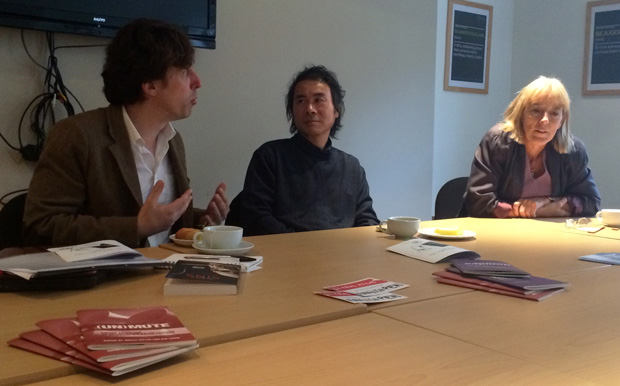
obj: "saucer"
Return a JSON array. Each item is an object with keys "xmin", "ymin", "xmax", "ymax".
[
  {"xmin": 418, "ymin": 228, "xmax": 476, "ymax": 240},
  {"xmin": 192, "ymin": 241, "xmax": 254, "ymax": 255},
  {"xmin": 169, "ymin": 235, "xmax": 194, "ymax": 247}
]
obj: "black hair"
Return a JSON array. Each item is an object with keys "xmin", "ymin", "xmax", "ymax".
[
  {"xmin": 285, "ymin": 65, "xmax": 345, "ymax": 138},
  {"xmin": 102, "ymin": 18, "xmax": 195, "ymax": 105}
]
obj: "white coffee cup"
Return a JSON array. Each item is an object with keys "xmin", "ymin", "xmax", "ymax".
[
  {"xmin": 379, "ymin": 216, "xmax": 420, "ymax": 239},
  {"xmin": 193, "ymin": 225, "xmax": 243, "ymax": 249},
  {"xmin": 596, "ymin": 209, "xmax": 620, "ymax": 227}
]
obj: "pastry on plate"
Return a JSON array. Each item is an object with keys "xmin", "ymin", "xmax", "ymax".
[{"xmin": 175, "ymin": 228, "xmax": 200, "ymax": 240}]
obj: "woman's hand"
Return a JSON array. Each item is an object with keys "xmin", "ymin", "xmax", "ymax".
[
  {"xmin": 535, "ymin": 197, "xmax": 571, "ymax": 217},
  {"xmin": 510, "ymin": 198, "xmax": 546, "ymax": 218},
  {"xmin": 510, "ymin": 197, "xmax": 570, "ymax": 218}
]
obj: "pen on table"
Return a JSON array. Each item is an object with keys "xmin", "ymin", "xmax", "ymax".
[{"xmin": 181, "ymin": 255, "xmax": 257, "ymax": 262}]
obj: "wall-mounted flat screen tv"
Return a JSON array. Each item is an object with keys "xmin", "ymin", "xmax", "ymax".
[{"xmin": 0, "ymin": 0, "xmax": 216, "ymax": 48}]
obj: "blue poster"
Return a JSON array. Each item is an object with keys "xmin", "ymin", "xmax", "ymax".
[
  {"xmin": 591, "ymin": 9, "xmax": 620, "ymax": 84},
  {"xmin": 451, "ymin": 10, "xmax": 487, "ymax": 84}
]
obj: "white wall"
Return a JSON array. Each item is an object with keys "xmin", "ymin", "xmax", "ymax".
[
  {"xmin": 512, "ymin": 0, "xmax": 620, "ymax": 209},
  {"xmin": 186, "ymin": 0, "xmax": 437, "ymax": 220},
  {"xmin": 1, "ymin": 0, "xmax": 618, "ymax": 222},
  {"xmin": 432, "ymin": 0, "xmax": 514, "ymax": 210},
  {"xmin": 0, "ymin": 29, "xmax": 108, "ymax": 199},
  {"xmin": 0, "ymin": 0, "xmax": 437, "ymax": 220}
]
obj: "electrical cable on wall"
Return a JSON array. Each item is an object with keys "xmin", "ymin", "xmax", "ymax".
[{"xmin": 0, "ymin": 30, "xmax": 89, "ymax": 162}]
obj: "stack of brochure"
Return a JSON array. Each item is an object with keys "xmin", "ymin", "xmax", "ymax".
[
  {"xmin": 315, "ymin": 278, "xmax": 409, "ymax": 304},
  {"xmin": 7, "ymin": 306, "xmax": 198, "ymax": 376},
  {"xmin": 433, "ymin": 259, "xmax": 569, "ymax": 301}
]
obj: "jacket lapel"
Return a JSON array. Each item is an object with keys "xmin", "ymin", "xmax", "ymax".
[{"xmin": 106, "ymin": 106, "xmax": 144, "ymax": 206}]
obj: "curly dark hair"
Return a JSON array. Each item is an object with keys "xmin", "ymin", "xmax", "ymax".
[
  {"xmin": 102, "ymin": 18, "xmax": 195, "ymax": 105},
  {"xmin": 285, "ymin": 65, "xmax": 345, "ymax": 138}
]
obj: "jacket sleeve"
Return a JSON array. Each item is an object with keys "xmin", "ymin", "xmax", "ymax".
[
  {"xmin": 23, "ymin": 119, "xmax": 141, "ymax": 247},
  {"xmin": 354, "ymin": 167, "xmax": 379, "ymax": 226},
  {"xmin": 561, "ymin": 139, "xmax": 601, "ymax": 216},
  {"xmin": 464, "ymin": 127, "xmax": 511, "ymax": 217}
]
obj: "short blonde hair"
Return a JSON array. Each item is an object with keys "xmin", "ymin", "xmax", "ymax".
[{"xmin": 502, "ymin": 76, "xmax": 573, "ymax": 153}]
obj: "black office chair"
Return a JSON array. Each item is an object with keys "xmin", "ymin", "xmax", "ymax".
[
  {"xmin": 433, "ymin": 177, "xmax": 469, "ymax": 220},
  {"xmin": 0, "ymin": 192, "xmax": 28, "ymax": 250}
]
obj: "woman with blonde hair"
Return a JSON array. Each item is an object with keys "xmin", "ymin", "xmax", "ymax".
[{"xmin": 464, "ymin": 76, "xmax": 600, "ymax": 218}]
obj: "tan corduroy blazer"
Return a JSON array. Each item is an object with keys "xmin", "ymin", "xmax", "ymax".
[{"xmin": 24, "ymin": 105, "xmax": 193, "ymax": 248}]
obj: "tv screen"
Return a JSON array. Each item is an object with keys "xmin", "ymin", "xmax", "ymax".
[{"xmin": 0, "ymin": 0, "xmax": 216, "ymax": 48}]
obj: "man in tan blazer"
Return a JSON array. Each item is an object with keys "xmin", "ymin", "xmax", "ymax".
[{"xmin": 24, "ymin": 19, "xmax": 228, "ymax": 248}]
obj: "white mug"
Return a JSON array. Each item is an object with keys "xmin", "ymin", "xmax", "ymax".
[
  {"xmin": 193, "ymin": 225, "xmax": 243, "ymax": 249},
  {"xmin": 596, "ymin": 209, "xmax": 620, "ymax": 227},
  {"xmin": 379, "ymin": 216, "xmax": 420, "ymax": 239}
]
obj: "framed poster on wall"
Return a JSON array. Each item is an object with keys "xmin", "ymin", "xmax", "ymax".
[
  {"xmin": 443, "ymin": 0, "xmax": 493, "ymax": 94},
  {"xmin": 583, "ymin": 0, "xmax": 620, "ymax": 95}
]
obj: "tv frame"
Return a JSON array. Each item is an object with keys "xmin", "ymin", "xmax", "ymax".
[{"xmin": 0, "ymin": 0, "xmax": 216, "ymax": 49}]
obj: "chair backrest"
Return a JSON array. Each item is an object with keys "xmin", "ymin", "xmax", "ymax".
[
  {"xmin": 0, "ymin": 192, "xmax": 28, "ymax": 250},
  {"xmin": 434, "ymin": 177, "xmax": 469, "ymax": 220}
]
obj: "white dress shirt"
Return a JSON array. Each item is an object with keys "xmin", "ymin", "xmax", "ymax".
[{"xmin": 123, "ymin": 106, "xmax": 176, "ymax": 247}]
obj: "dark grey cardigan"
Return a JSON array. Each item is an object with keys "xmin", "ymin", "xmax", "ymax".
[{"xmin": 465, "ymin": 124, "xmax": 601, "ymax": 217}]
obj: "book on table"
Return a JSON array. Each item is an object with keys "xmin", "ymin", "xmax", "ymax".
[
  {"xmin": 162, "ymin": 253, "xmax": 263, "ymax": 273},
  {"xmin": 7, "ymin": 306, "xmax": 198, "ymax": 376},
  {"xmin": 433, "ymin": 269, "xmax": 568, "ymax": 301},
  {"xmin": 11, "ymin": 329, "xmax": 196, "ymax": 376},
  {"xmin": 8, "ymin": 337, "xmax": 114, "ymax": 376},
  {"xmin": 77, "ymin": 306, "xmax": 197, "ymax": 350},
  {"xmin": 445, "ymin": 267, "xmax": 570, "ymax": 291},
  {"xmin": 36, "ymin": 318, "xmax": 183, "ymax": 362},
  {"xmin": 386, "ymin": 238, "xmax": 480, "ymax": 263},
  {"xmin": 434, "ymin": 275, "xmax": 565, "ymax": 301},
  {"xmin": 434, "ymin": 270, "xmax": 540, "ymax": 295},
  {"xmin": 450, "ymin": 259, "xmax": 530, "ymax": 277},
  {"xmin": 164, "ymin": 260, "xmax": 242, "ymax": 296}
]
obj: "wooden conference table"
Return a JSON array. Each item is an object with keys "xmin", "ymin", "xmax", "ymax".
[{"xmin": 2, "ymin": 217, "xmax": 619, "ymax": 385}]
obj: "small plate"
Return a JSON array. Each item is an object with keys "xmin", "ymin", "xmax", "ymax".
[
  {"xmin": 169, "ymin": 235, "xmax": 194, "ymax": 247},
  {"xmin": 418, "ymin": 228, "xmax": 476, "ymax": 240},
  {"xmin": 192, "ymin": 241, "xmax": 254, "ymax": 255}
]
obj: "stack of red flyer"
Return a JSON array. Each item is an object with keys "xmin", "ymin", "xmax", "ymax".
[
  {"xmin": 7, "ymin": 306, "xmax": 198, "ymax": 376},
  {"xmin": 315, "ymin": 278, "xmax": 409, "ymax": 304},
  {"xmin": 433, "ymin": 259, "xmax": 569, "ymax": 301}
]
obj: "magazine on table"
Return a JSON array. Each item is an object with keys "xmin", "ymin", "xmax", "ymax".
[
  {"xmin": 579, "ymin": 252, "xmax": 620, "ymax": 265},
  {"xmin": 387, "ymin": 238, "xmax": 480, "ymax": 263},
  {"xmin": 0, "ymin": 250, "xmax": 166, "ymax": 280},
  {"xmin": 48, "ymin": 240, "xmax": 142, "ymax": 262}
]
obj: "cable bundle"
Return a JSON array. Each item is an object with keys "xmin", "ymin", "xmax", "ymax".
[{"xmin": 0, "ymin": 31, "xmax": 84, "ymax": 162}]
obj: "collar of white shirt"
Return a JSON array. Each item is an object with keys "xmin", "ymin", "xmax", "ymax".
[{"xmin": 122, "ymin": 106, "xmax": 178, "ymax": 247}]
